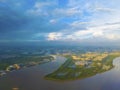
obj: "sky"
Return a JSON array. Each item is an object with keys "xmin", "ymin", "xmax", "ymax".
[{"xmin": 0, "ymin": 0, "xmax": 120, "ymax": 45}]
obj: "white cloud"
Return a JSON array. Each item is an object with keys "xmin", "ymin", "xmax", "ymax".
[
  {"xmin": 34, "ymin": 2, "xmax": 50, "ymax": 8},
  {"xmin": 47, "ymin": 32, "xmax": 62, "ymax": 41},
  {"xmin": 49, "ymin": 19, "xmax": 57, "ymax": 24},
  {"xmin": 27, "ymin": 1, "xmax": 55, "ymax": 16},
  {"xmin": 53, "ymin": 6, "xmax": 82, "ymax": 17},
  {"xmin": 93, "ymin": 31, "xmax": 103, "ymax": 37},
  {"xmin": 27, "ymin": 9, "xmax": 48, "ymax": 16},
  {"xmin": 46, "ymin": 21, "xmax": 120, "ymax": 41},
  {"xmin": 94, "ymin": 7, "xmax": 115, "ymax": 13},
  {"xmin": 27, "ymin": 0, "xmax": 120, "ymax": 43},
  {"xmin": 105, "ymin": 34, "xmax": 120, "ymax": 40},
  {"xmin": 71, "ymin": 21, "xmax": 89, "ymax": 27}
]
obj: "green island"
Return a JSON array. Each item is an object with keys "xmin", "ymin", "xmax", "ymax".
[{"xmin": 45, "ymin": 51, "xmax": 120, "ymax": 81}]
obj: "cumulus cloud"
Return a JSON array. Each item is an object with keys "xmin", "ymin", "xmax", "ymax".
[
  {"xmin": 47, "ymin": 32, "xmax": 62, "ymax": 41},
  {"xmin": 46, "ymin": 21, "xmax": 120, "ymax": 41},
  {"xmin": 0, "ymin": 0, "xmax": 120, "ymax": 44}
]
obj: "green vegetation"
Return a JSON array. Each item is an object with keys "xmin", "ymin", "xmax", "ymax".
[
  {"xmin": 45, "ymin": 53, "xmax": 120, "ymax": 81},
  {"xmin": 0, "ymin": 63, "xmax": 9, "ymax": 70},
  {"xmin": 0, "ymin": 56, "xmax": 54, "ymax": 70}
]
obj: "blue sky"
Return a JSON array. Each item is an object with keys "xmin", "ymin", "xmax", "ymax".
[{"xmin": 0, "ymin": 0, "xmax": 120, "ymax": 45}]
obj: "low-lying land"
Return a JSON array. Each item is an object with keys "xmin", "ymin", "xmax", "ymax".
[
  {"xmin": 45, "ymin": 51, "xmax": 120, "ymax": 81},
  {"xmin": 0, "ymin": 55, "xmax": 54, "ymax": 76}
]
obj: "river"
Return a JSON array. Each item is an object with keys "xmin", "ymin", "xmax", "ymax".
[{"xmin": 0, "ymin": 56, "xmax": 120, "ymax": 90}]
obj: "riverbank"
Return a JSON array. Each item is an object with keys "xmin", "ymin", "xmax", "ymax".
[
  {"xmin": 45, "ymin": 53, "xmax": 120, "ymax": 81},
  {"xmin": 0, "ymin": 55, "xmax": 54, "ymax": 77}
]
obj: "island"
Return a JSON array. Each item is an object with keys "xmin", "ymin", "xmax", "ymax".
[{"xmin": 45, "ymin": 51, "xmax": 120, "ymax": 81}]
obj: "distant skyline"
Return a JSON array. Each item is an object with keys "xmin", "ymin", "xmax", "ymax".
[{"xmin": 0, "ymin": 0, "xmax": 120, "ymax": 45}]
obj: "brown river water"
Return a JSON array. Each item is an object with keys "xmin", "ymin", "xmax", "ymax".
[{"xmin": 0, "ymin": 56, "xmax": 120, "ymax": 90}]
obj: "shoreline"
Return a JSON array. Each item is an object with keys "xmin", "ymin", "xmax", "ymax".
[{"xmin": 44, "ymin": 55, "xmax": 120, "ymax": 82}]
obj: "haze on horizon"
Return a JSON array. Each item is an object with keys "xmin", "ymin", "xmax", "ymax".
[{"xmin": 0, "ymin": 0, "xmax": 120, "ymax": 46}]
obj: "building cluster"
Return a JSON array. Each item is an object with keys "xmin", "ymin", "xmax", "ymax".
[
  {"xmin": 72, "ymin": 52, "xmax": 108, "ymax": 66},
  {"xmin": 0, "ymin": 64, "xmax": 21, "ymax": 77},
  {"xmin": 93, "ymin": 53, "xmax": 108, "ymax": 61},
  {"xmin": 6, "ymin": 64, "xmax": 21, "ymax": 71}
]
